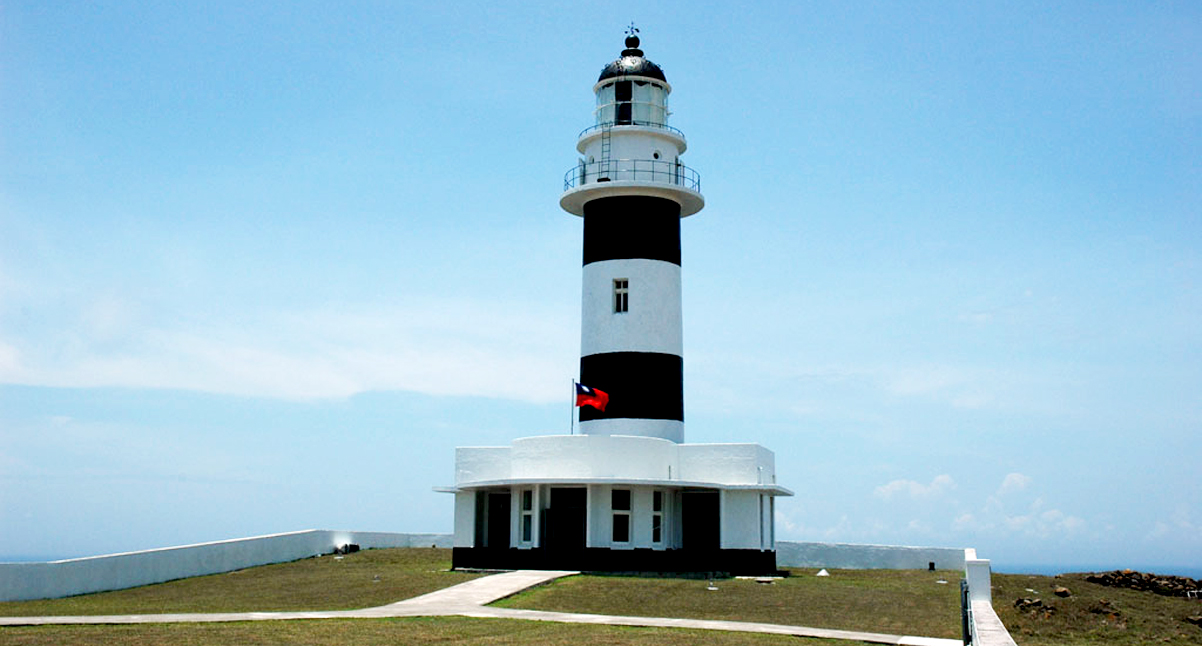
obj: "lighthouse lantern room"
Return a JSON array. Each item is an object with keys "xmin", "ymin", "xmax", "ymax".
[{"xmin": 443, "ymin": 32, "xmax": 791, "ymax": 575}]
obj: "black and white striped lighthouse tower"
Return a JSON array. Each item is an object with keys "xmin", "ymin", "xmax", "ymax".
[
  {"xmin": 448, "ymin": 32, "xmax": 788, "ymax": 572},
  {"xmin": 561, "ymin": 30, "xmax": 704, "ymax": 444}
]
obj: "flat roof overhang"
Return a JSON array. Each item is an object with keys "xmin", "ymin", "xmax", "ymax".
[{"xmin": 435, "ymin": 477, "xmax": 793, "ymax": 496}]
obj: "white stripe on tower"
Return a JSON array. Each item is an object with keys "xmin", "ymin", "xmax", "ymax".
[{"xmin": 581, "ymin": 259, "xmax": 682, "ymax": 357}]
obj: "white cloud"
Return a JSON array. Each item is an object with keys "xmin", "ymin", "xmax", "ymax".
[
  {"xmin": 951, "ymin": 513, "xmax": 975, "ymax": 531},
  {"xmin": 998, "ymin": 472, "xmax": 1032, "ymax": 495},
  {"xmin": 879, "ymin": 365, "xmax": 996, "ymax": 409},
  {"xmin": 772, "ymin": 510, "xmax": 856, "ymax": 542},
  {"xmin": 882, "ymin": 366, "xmax": 964, "ymax": 397},
  {"xmin": 0, "ymin": 299, "xmax": 577, "ymax": 403},
  {"xmin": 965, "ymin": 492, "xmax": 1086, "ymax": 539},
  {"xmin": 1144, "ymin": 507, "xmax": 1197, "ymax": 541},
  {"xmin": 1001, "ymin": 506, "xmax": 1086, "ymax": 539},
  {"xmin": 906, "ymin": 519, "xmax": 932, "ymax": 534},
  {"xmin": 874, "ymin": 474, "xmax": 956, "ymax": 500},
  {"xmin": 0, "ymin": 342, "xmax": 18, "ymax": 373}
]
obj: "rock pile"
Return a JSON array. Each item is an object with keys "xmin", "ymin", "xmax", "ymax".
[
  {"xmin": 1085, "ymin": 570, "xmax": 1201, "ymax": 597},
  {"xmin": 1088, "ymin": 598, "xmax": 1120, "ymax": 618},
  {"xmin": 1014, "ymin": 597, "xmax": 1056, "ymax": 618}
]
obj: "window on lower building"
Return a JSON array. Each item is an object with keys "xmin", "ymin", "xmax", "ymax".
[
  {"xmin": 613, "ymin": 279, "xmax": 629, "ymax": 313},
  {"xmin": 759, "ymin": 494, "xmax": 765, "ymax": 548},
  {"xmin": 520, "ymin": 489, "xmax": 534, "ymax": 543},
  {"xmin": 652, "ymin": 490, "xmax": 664, "ymax": 544},
  {"xmin": 612, "ymin": 489, "xmax": 631, "ymax": 543},
  {"xmin": 769, "ymin": 496, "xmax": 775, "ymax": 547}
]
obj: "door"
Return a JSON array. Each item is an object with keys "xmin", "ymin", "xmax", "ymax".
[
  {"xmin": 486, "ymin": 492, "xmax": 511, "ymax": 549},
  {"xmin": 546, "ymin": 487, "xmax": 586, "ymax": 551},
  {"xmin": 682, "ymin": 490, "xmax": 720, "ymax": 550}
]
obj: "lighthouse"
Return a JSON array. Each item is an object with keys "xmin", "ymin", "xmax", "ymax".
[
  {"xmin": 561, "ymin": 29, "xmax": 700, "ymax": 444},
  {"xmin": 443, "ymin": 32, "xmax": 790, "ymax": 574}
]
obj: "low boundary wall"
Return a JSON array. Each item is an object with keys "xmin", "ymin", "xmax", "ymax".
[
  {"xmin": 0, "ymin": 531, "xmax": 1020, "ymax": 644},
  {"xmin": 0, "ymin": 530, "xmax": 452, "ymax": 602},
  {"xmin": 965, "ymin": 550, "xmax": 1019, "ymax": 646},
  {"xmin": 776, "ymin": 542, "xmax": 1016, "ymax": 645},
  {"xmin": 775, "ymin": 540, "xmax": 967, "ymax": 571}
]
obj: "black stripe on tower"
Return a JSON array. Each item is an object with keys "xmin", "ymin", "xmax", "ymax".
[
  {"xmin": 579, "ymin": 352, "xmax": 683, "ymax": 422},
  {"xmin": 583, "ymin": 196, "xmax": 681, "ymax": 266}
]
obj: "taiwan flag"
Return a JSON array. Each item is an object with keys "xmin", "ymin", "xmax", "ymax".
[{"xmin": 575, "ymin": 383, "xmax": 609, "ymax": 412}]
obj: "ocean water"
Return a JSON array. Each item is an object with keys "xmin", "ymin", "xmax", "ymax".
[{"xmin": 994, "ymin": 563, "xmax": 1202, "ymax": 579}]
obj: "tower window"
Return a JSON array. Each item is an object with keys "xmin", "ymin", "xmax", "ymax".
[
  {"xmin": 612, "ymin": 489, "xmax": 631, "ymax": 543},
  {"xmin": 613, "ymin": 279, "xmax": 629, "ymax": 313}
]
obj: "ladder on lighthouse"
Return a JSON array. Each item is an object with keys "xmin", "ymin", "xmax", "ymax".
[{"xmin": 598, "ymin": 123, "xmax": 612, "ymax": 182}]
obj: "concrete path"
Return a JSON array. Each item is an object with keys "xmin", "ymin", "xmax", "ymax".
[
  {"xmin": 0, "ymin": 569, "xmax": 573, "ymax": 626},
  {"xmin": 0, "ymin": 569, "xmax": 961, "ymax": 646}
]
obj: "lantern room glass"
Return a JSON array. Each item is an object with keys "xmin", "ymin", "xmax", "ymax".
[{"xmin": 595, "ymin": 80, "xmax": 667, "ymax": 127}]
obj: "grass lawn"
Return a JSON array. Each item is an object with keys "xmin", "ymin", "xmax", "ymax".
[
  {"xmin": 6, "ymin": 549, "xmax": 1198, "ymax": 646},
  {"xmin": 495, "ymin": 568, "xmax": 965, "ymax": 639},
  {"xmin": 0, "ymin": 548, "xmax": 479, "ymax": 616},
  {"xmin": 991, "ymin": 572, "xmax": 1202, "ymax": 646},
  {"xmin": 0, "ymin": 616, "xmax": 870, "ymax": 646}
]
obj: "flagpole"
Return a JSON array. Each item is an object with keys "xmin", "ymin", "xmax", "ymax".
[{"xmin": 570, "ymin": 379, "xmax": 576, "ymax": 435}]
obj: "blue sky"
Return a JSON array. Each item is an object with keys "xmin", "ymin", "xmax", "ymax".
[{"xmin": 1, "ymin": 1, "xmax": 1198, "ymax": 574}]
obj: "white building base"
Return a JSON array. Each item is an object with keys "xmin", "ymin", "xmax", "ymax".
[{"xmin": 441, "ymin": 434, "xmax": 791, "ymax": 574}]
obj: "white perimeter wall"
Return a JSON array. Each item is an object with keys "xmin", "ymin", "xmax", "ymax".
[
  {"xmin": 0, "ymin": 530, "xmax": 1017, "ymax": 643},
  {"xmin": 775, "ymin": 541, "xmax": 968, "ymax": 571},
  {"xmin": 0, "ymin": 530, "xmax": 452, "ymax": 602}
]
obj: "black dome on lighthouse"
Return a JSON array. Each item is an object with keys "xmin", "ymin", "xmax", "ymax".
[{"xmin": 598, "ymin": 34, "xmax": 667, "ymax": 83}]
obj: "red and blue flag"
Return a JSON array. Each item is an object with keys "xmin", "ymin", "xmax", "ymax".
[{"xmin": 575, "ymin": 383, "xmax": 609, "ymax": 411}]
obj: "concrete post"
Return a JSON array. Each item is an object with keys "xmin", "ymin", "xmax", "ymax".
[{"xmin": 966, "ymin": 557, "xmax": 993, "ymax": 602}]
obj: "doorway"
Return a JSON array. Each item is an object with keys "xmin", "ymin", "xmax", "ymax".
[
  {"xmin": 486, "ymin": 491, "xmax": 511, "ymax": 549},
  {"xmin": 545, "ymin": 487, "xmax": 586, "ymax": 552},
  {"xmin": 682, "ymin": 490, "xmax": 720, "ymax": 550}
]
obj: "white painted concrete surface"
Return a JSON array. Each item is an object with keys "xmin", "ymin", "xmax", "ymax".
[
  {"xmin": 581, "ymin": 259, "xmax": 682, "ymax": 358},
  {"xmin": 965, "ymin": 557, "xmax": 993, "ymax": 601},
  {"xmin": 775, "ymin": 541, "xmax": 968, "ymax": 571},
  {"xmin": 579, "ymin": 128, "xmax": 685, "ymax": 163},
  {"xmin": 0, "ymin": 530, "xmax": 452, "ymax": 602},
  {"xmin": 676, "ymin": 443, "xmax": 776, "ymax": 486},
  {"xmin": 455, "ymin": 446, "xmax": 512, "ymax": 484},
  {"xmin": 577, "ymin": 418, "xmax": 684, "ymax": 442},
  {"xmin": 511, "ymin": 435, "xmax": 677, "ymax": 481},
  {"xmin": 970, "ymin": 599, "xmax": 1019, "ymax": 646},
  {"xmin": 453, "ymin": 492, "xmax": 476, "ymax": 547},
  {"xmin": 721, "ymin": 490, "xmax": 762, "ymax": 550},
  {"xmin": 454, "ymin": 435, "xmax": 785, "ymax": 491}
]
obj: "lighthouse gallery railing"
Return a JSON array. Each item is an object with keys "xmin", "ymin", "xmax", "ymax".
[
  {"xmin": 563, "ymin": 158, "xmax": 702, "ymax": 193},
  {"xmin": 577, "ymin": 121, "xmax": 686, "ymax": 141}
]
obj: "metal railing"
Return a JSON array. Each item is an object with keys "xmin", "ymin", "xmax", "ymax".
[
  {"xmin": 961, "ymin": 578, "xmax": 973, "ymax": 644},
  {"xmin": 577, "ymin": 121, "xmax": 686, "ymax": 140},
  {"xmin": 563, "ymin": 158, "xmax": 701, "ymax": 192}
]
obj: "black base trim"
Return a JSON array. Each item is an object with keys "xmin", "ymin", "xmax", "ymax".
[
  {"xmin": 583, "ymin": 196, "xmax": 682, "ymax": 266},
  {"xmin": 580, "ymin": 352, "xmax": 682, "ymax": 422},
  {"xmin": 452, "ymin": 547, "xmax": 778, "ymax": 576}
]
